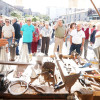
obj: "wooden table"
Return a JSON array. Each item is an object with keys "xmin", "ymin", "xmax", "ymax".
[{"xmin": 0, "ymin": 56, "xmax": 100, "ymax": 100}]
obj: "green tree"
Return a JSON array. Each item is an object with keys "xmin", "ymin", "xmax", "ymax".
[
  {"xmin": 32, "ymin": 16, "xmax": 40, "ymax": 22},
  {"xmin": 10, "ymin": 12, "xmax": 21, "ymax": 18}
]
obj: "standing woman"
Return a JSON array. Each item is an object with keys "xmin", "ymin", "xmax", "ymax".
[
  {"xmin": 65, "ymin": 23, "xmax": 76, "ymax": 54},
  {"xmin": 31, "ymin": 22, "xmax": 40, "ymax": 56}
]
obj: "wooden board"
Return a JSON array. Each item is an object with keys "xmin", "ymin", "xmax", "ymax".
[{"xmin": 0, "ymin": 60, "xmax": 33, "ymax": 65}]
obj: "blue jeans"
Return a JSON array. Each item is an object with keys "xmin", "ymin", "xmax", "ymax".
[
  {"xmin": 15, "ymin": 39, "xmax": 20, "ymax": 55},
  {"xmin": 7, "ymin": 38, "xmax": 12, "ymax": 47},
  {"xmin": 24, "ymin": 42, "xmax": 32, "ymax": 54},
  {"xmin": 69, "ymin": 43, "xmax": 81, "ymax": 55}
]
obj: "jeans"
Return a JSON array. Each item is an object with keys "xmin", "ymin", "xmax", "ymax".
[
  {"xmin": 69, "ymin": 43, "xmax": 81, "ymax": 55},
  {"xmin": 8, "ymin": 38, "xmax": 12, "ymax": 47},
  {"xmin": 15, "ymin": 39, "xmax": 20, "ymax": 55},
  {"xmin": 38, "ymin": 39, "xmax": 42, "ymax": 46},
  {"xmin": 23, "ymin": 42, "xmax": 32, "ymax": 54},
  {"xmin": 52, "ymin": 29, "xmax": 55, "ymax": 38}
]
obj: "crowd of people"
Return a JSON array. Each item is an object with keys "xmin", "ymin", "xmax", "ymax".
[{"xmin": 0, "ymin": 15, "xmax": 100, "ymax": 65}]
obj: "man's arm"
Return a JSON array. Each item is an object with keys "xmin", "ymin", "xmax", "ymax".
[
  {"xmin": 1, "ymin": 32, "xmax": 4, "ymax": 38},
  {"xmin": 54, "ymin": 21, "xmax": 58, "ymax": 30},
  {"xmin": 81, "ymin": 38, "xmax": 85, "ymax": 50},
  {"xmin": 20, "ymin": 31, "xmax": 23, "ymax": 36},
  {"xmin": 70, "ymin": 36, "xmax": 72, "ymax": 45},
  {"xmin": 82, "ymin": 38, "xmax": 85, "ymax": 46},
  {"xmin": 64, "ymin": 29, "xmax": 67, "ymax": 37},
  {"xmin": 95, "ymin": 35, "xmax": 100, "ymax": 38},
  {"xmin": 12, "ymin": 32, "xmax": 15, "ymax": 39}
]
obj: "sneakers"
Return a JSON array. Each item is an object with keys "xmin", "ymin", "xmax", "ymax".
[
  {"xmin": 29, "ymin": 54, "xmax": 32, "ymax": 61},
  {"xmin": 32, "ymin": 53, "xmax": 36, "ymax": 56}
]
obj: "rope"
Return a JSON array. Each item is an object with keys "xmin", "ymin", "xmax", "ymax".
[{"xmin": 8, "ymin": 80, "xmax": 28, "ymax": 95}]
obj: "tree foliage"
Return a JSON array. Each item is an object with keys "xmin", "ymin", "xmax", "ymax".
[{"xmin": 10, "ymin": 12, "xmax": 21, "ymax": 18}]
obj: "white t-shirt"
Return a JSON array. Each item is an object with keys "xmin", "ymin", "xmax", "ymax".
[
  {"xmin": 2, "ymin": 25, "xmax": 15, "ymax": 38},
  {"xmin": 93, "ymin": 31, "xmax": 100, "ymax": 48},
  {"xmin": 70, "ymin": 29, "xmax": 85, "ymax": 44}
]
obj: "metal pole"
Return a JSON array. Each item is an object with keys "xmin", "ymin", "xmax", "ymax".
[{"xmin": 90, "ymin": 0, "xmax": 100, "ymax": 17}]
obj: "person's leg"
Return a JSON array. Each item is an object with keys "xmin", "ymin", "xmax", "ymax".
[
  {"xmin": 69, "ymin": 44, "xmax": 76, "ymax": 55},
  {"xmin": 8, "ymin": 38, "xmax": 12, "ymax": 47},
  {"xmin": 28, "ymin": 43, "xmax": 32, "ymax": 54},
  {"xmin": 98, "ymin": 47, "xmax": 100, "ymax": 69},
  {"xmin": 94, "ymin": 47, "xmax": 100, "ymax": 69},
  {"xmin": 8, "ymin": 38, "xmax": 12, "ymax": 52},
  {"xmin": 31, "ymin": 42, "xmax": 35, "ymax": 53},
  {"xmin": 84, "ymin": 39, "xmax": 88, "ymax": 58},
  {"xmin": 41, "ymin": 37, "xmax": 46, "ymax": 53},
  {"xmin": 54, "ymin": 37, "xmax": 59, "ymax": 53},
  {"xmin": 38, "ymin": 39, "xmax": 41, "ymax": 46},
  {"xmin": 16, "ymin": 39, "xmax": 20, "ymax": 55},
  {"xmin": 59, "ymin": 38, "xmax": 64, "ymax": 54},
  {"xmin": 45, "ymin": 37, "xmax": 50, "ymax": 55},
  {"xmin": 35, "ymin": 42, "xmax": 38, "ymax": 53},
  {"xmin": 52, "ymin": 29, "xmax": 55, "ymax": 38},
  {"xmin": 76, "ymin": 44, "xmax": 81, "ymax": 54}
]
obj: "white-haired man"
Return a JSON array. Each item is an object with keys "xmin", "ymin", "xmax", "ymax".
[
  {"xmin": 40, "ymin": 22, "xmax": 52, "ymax": 56},
  {"xmin": 2, "ymin": 18, "xmax": 15, "ymax": 52},
  {"xmin": 54, "ymin": 19, "xmax": 66, "ymax": 54},
  {"xmin": 69, "ymin": 24, "xmax": 85, "ymax": 55}
]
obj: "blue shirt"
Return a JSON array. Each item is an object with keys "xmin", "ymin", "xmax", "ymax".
[{"xmin": 21, "ymin": 24, "xmax": 35, "ymax": 43}]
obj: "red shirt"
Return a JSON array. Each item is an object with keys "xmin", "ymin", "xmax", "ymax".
[{"xmin": 82, "ymin": 28, "xmax": 89, "ymax": 40}]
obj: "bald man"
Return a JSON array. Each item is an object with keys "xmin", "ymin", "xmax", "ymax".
[{"xmin": 69, "ymin": 24, "xmax": 85, "ymax": 55}]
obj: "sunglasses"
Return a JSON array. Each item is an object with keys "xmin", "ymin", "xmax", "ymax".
[{"xmin": 6, "ymin": 21, "xmax": 9, "ymax": 23}]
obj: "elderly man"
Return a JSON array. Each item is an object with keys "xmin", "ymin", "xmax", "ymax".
[
  {"xmin": 12, "ymin": 18, "xmax": 21, "ymax": 55},
  {"xmin": 40, "ymin": 22, "xmax": 52, "ymax": 56},
  {"xmin": 2, "ymin": 18, "xmax": 15, "ymax": 52},
  {"xmin": 21, "ymin": 18, "xmax": 35, "ymax": 54},
  {"xmin": 69, "ymin": 24, "xmax": 85, "ymax": 55},
  {"xmin": 93, "ymin": 23, "xmax": 100, "ymax": 68},
  {"xmin": 54, "ymin": 19, "xmax": 66, "ymax": 54}
]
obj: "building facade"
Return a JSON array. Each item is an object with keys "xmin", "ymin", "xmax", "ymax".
[{"xmin": 0, "ymin": 0, "xmax": 23, "ymax": 17}]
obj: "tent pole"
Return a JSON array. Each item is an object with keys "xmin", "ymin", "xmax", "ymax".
[{"xmin": 90, "ymin": 0, "xmax": 100, "ymax": 17}]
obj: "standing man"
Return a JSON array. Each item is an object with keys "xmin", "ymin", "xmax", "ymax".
[
  {"xmin": 54, "ymin": 19, "xmax": 66, "ymax": 54},
  {"xmin": 12, "ymin": 18, "xmax": 21, "ymax": 55},
  {"xmin": 82, "ymin": 23, "xmax": 91, "ymax": 59},
  {"xmin": 21, "ymin": 18, "xmax": 35, "ymax": 54},
  {"xmin": 41, "ymin": 22, "xmax": 52, "ymax": 56},
  {"xmin": 69, "ymin": 24, "xmax": 85, "ymax": 55},
  {"xmin": 2, "ymin": 18, "xmax": 15, "ymax": 51}
]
